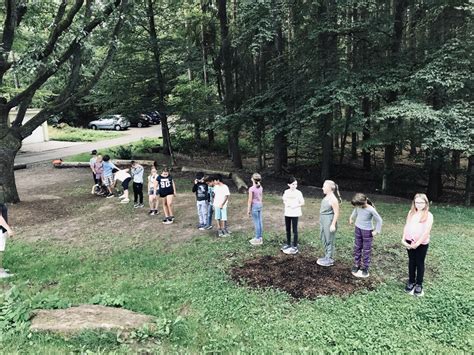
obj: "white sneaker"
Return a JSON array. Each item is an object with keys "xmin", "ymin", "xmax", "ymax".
[
  {"xmin": 120, "ymin": 198, "xmax": 130, "ymax": 203},
  {"xmin": 118, "ymin": 194, "xmax": 126, "ymax": 199},
  {"xmin": 0, "ymin": 270, "xmax": 13, "ymax": 278},
  {"xmin": 249, "ymin": 238, "xmax": 263, "ymax": 246}
]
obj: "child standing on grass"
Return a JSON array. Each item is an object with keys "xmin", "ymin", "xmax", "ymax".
[
  {"xmin": 0, "ymin": 203, "xmax": 15, "ymax": 278},
  {"xmin": 91, "ymin": 154, "xmax": 105, "ymax": 195},
  {"xmin": 248, "ymin": 173, "xmax": 263, "ymax": 246},
  {"xmin": 349, "ymin": 193, "xmax": 383, "ymax": 278},
  {"xmin": 193, "ymin": 172, "xmax": 209, "ymax": 230},
  {"xmin": 147, "ymin": 167, "xmax": 159, "ymax": 215},
  {"xmin": 281, "ymin": 177, "xmax": 304, "ymax": 255},
  {"xmin": 204, "ymin": 175, "xmax": 215, "ymax": 230},
  {"xmin": 112, "ymin": 168, "xmax": 132, "ymax": 204},
  {"xmin": 89, "ymin": 149, "xmax": 98, "ymax": 185},
  {"xmin": 102, "ymin": 155, "xmax": 118, "ymax": 198},
  {"xmin": 154, "ymin": 167, "xmax": 176, "ymax": 224},
  {"xmin": 213, "ymin": 174, "xmax": 230, "ymax": 237},
  {"xmin": 317, "ymin": 180, "xmax": 341, "ymax": 267},
  {"xmin": 131, "ymin": 161, "xmax": 144, "ymax": 208},
  {"xmin": 402, "ymin": 193, "xmax": 433, "ymax": 297}
]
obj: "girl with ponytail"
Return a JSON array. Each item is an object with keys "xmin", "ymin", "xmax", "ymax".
[{"xmin": 317, "ymin": 180, "xmax": 341, "ymax": 267}]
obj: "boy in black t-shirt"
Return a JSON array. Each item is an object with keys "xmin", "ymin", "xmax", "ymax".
[
  {"xmin": 0, "ymin": 203, "xmax": 15, "ymax": 278},
  {"xmin": 154, "ymin": 168, "xmax": 177, "ymax": 224},
  {"xmin": 192, "ymin": 172, "xmax": 209, "ymax": 230}
]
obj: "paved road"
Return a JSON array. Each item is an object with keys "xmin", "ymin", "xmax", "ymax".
[{"xmin": 15, "ymin": 125, "xmax": 162, "ymax": 165}]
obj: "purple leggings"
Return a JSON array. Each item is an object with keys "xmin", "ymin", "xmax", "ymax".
[{"xmin": 354, "ymin": 227, "xmax": 373, "ymax": 269}]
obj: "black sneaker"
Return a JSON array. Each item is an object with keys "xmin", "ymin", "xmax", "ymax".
[
  {"xmin": 351, "ymin": 266, "xmax": 359, "ymax": 275},
  {"xmin": 405, "ymin": 282, "xmax": 416, "ymax": 294},
  {"xmin": 360, "ymin": 268, "xmax": 369, "ymax": 278},
  {"xmin": 414, "ymin": 284, "xmax": 424, "ymax": 297},
  {"xmin": 148, "ymin": 210, "xmax": 154, "ymax": 215},
  {"xmin": 280, "ymin": 244, "xmax": 291, "ymax": 252},
  {"xmin": 169, "ymin": 215, "xmax": 175, "ymax": 221}
]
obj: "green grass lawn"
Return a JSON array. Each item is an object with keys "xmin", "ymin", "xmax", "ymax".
[
  {"xmin": 1, "ymin": 175, "xmax": 473, "ymax": 353},
  {"xmin": 48, "ymin": 125, "xmax": 123, "ymax": 142},
  {"xmin": 63, "ymin": 138, "xmax": 164, "ymax": 162}
]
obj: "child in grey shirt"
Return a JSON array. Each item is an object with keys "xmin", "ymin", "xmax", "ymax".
[{"xmin": 349, "ymin": 193, "xmax": 383, "ymax": 278}]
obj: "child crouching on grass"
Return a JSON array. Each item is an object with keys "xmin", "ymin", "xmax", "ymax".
[
  {"xmin": 112, "ymin": 168, "xmax": 132, "ymax": 203},
  {"xmin": 349, "ymin": 193, "xmax": 383, "ymax": 278},
  {"xmin": 0, "ymin": 203, "xmax": 15, "ymax": 278}
]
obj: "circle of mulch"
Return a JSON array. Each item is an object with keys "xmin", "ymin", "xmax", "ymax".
[{"xmin": 230, "ymin": 254, "xmax": 378, "ymax": 300}]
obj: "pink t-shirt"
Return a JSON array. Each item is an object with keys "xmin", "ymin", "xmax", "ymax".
[
  {"xmin": 403, "ymin": 212, "xmax": 433, "ymax": 245},
  {"xmin": 249, "ymin": 185, "xmax": 263, "ymax": 205}
]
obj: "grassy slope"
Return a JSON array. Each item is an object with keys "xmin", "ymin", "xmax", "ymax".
[
  {"xmin": 1, "ymin": 178, "xmax": 473, "ymax": 353},
  {"xmin": 48, "ymin": 126, "xmax": 123, "ymax": 142}
]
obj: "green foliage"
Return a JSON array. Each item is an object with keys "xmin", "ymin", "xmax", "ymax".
[
  {"xmin": 89, "ymin": 293, "xmax": 127, "ymax": 308},
  {"xmin": 111, "ymin": 145, "xmax": 133, "ymax": 160}
]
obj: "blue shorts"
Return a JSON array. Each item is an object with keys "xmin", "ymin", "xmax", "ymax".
[{"xmin": 215, "ymin": 207, "xmax": 227, "ymax": 221}]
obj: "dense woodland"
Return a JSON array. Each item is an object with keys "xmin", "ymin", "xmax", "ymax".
[{"xmin": 0, "ymin": 0, "xmax": 473, "ymax": 204}]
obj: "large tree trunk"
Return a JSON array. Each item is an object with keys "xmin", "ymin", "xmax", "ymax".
[
  {"xmin": 0, "ymin": 122, "xmax": 22, "ymax": 203},
  {"xmin": 147, "ymin": 0, "xmax": 174, "ymax": 165},
  {"xmin": 217, "ymin": 0, "xmax": 242, "ymax": 169}
]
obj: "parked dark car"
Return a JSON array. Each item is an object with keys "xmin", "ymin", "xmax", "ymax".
[
  {"xmin": 146, "ymin": 111, "xmax": 162, "ymax": 125},
  {"xmin": 126, "ymin": 114, "xmax": 151, "ymax": 128}
]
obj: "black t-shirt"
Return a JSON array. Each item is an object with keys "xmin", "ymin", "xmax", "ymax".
[
  {"xmin": 156, "ymin": 175, "xmax": 174, "ymax": 196},
  {"xmin": 193, "ymin": 182, "xmax": 208, "ymax": 201},
  {"xmin": 0, "ymin": 203, "xmax": 7, "ymax": 233}
]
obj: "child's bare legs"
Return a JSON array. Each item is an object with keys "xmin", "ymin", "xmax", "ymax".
[
  {"xmin": 166, "ymin": 195, "xmax": 174, "ymax": 217},
  {"xmin": 149, "ymin": 195, "xmax": 155, "ymax": 209},
  {"xmin": 162, "ymin": 197, "xmax": 170, "ymax": 217}
]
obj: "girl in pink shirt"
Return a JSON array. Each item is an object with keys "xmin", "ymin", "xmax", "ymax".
[
  {"xmin": 401, "ymin": 193, "xmax": 434, "ymax": 297},
  {"xmin": 247, "ymin": 173, "xmax": 263, "ymax": 246}
]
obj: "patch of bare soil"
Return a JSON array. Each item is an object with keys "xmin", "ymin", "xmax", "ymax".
[
  {"xmin": 30, "ymin": 304, "xmax": 154, "ymax": 334},
  {"xmin": 230, "ymin": 254, "xmax": 377, "ymax": 299}
]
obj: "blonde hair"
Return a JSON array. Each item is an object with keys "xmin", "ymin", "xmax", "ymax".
[
  {"xmin": 408, "ymin": 193, "xmax": 430, "ymax": 223},
  {"xmin": 324, "ymin": 180, "xmax": 342, "ymax": 203},
  {"xmin": 252, "ymin": 173, "xmax": 262, "ymax": 188}
]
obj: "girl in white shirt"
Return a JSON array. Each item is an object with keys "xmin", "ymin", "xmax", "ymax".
[{"xmin": 281, "ymin": 177, "xmax": 305, "ymax": 255}]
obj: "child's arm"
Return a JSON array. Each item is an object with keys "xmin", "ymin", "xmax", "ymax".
[
  {"xmin": 298, "ymin": 192, "xmax": 305, "ymax": 207},
  {"xmin": 330, "ymin": 197, "xmax": 339, "ymax": 232},
  {"xmin": 0, "ymin": 215, "xmax": 14, "ymax": 237},
  {"xmin": 173, "ymin": 180, "xmax": 177, "ymax": 196},
  {"xmin": 153, "ymin": 178, "xmax": 158, "ymax": 195},
  {"xmin": 349, "ymin": 208, "xmax": 357, "ymax": 225},
  {"xmin": 192, "ymin": 181, "xmax": 198, "ymax": 193},
  {"xmin": 371, "ymin": 207, "xmax": 383, "ymax": 235},
  {"xmin": 247, "ymin": 189, "xmax": 253, "ymax": 216}
]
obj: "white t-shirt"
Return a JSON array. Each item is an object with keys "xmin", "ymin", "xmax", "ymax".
[
  {"xmin": 283, "ymin": 189, "xmax": 304, "ymax": 217},
  {"xmin": 213, "ymin": 184, "xmax": 230, "ymax": 208},
  {"xmin": 114, "ymin": 170, "xmax": 131, "ymax": 182}
]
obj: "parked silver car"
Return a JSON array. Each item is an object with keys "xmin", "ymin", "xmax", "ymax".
[{"xmin": 88, "ymin": 115, "xmax": 130, "ymax": 131}]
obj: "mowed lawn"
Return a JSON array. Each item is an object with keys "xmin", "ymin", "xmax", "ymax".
[{"xmin": 1, "ymin": 166, "xmax": 473, "ymax": 353}]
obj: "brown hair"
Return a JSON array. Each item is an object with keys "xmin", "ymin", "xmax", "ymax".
[
  {"xmin": 351, "ymin": 193, "xmax": 374, "ymax": 207},
  {"xmin": 408, "ymin": 193, "xmax": 430, "ymax": 223}
]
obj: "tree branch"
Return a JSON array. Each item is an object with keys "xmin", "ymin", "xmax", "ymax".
[
  {"xmin": 0, "ymin": 0, "xmax": 18, "ymax": 82},
  {"xmin": 19, "ymin": 0, "xmax": 128, "ymax": 139},
  {"xmin": 7, "ymin": 0, "xmax": 122, "ymax": 110}
]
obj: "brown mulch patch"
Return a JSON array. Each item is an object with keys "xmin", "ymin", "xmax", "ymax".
[{"xmin": 230, "ymin": 254, "xmax": 378, "ymax": 300}]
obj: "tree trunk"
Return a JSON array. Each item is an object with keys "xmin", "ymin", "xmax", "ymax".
[
  {"xmin": 321, "ymin": 110, "xmax": 333, "ymax": 182},
  {"xmin": 274, "ymin": 131, "xmax": 287, "ymax": 174},
  {"xmin": 0, "ymin": 124, "xmax": 22, "ymax": 203},
  {"xmin": 147, "ymin": 0, "xmax": 174, "ymax": 165},
  {"xmin": 465, "ymin": 155, "xmax": 474, "ymax": 206},
  {"xmin": 427, "ymin": 155, "xmax": 443, "ymax": 201},
  {"xmin": 351, "ymin": 132, "xmax": 357, "ymax": 160},
  {"xmin": 217, "ymin": 0, "xmax": 242, "ymax": 169},
  {"xmin": 362, "ymin": 98, "xmax": 371, "ymax": 171}
]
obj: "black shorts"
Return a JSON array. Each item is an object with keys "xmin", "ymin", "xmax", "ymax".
[
  {"xmin": 122, "ymin": 177, "xmax": 131, "ymax": 190},
  {"xmin": 159, "ymin": 192, "xmax": 173, "ymax": 198}
]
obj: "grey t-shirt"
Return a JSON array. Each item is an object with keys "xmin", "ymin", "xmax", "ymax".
[{"xmin": 351, "ymin": 205, "xmax": 383, "ymax": 233}]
